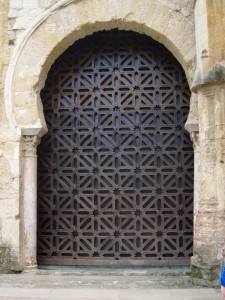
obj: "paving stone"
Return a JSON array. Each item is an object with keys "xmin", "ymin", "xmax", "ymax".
[{"xmin": 0, "ymin": 271, "xmax": 222, "ymax": 299}]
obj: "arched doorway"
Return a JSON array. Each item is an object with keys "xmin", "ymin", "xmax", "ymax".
[{"xmin": 37, "ymin": 30, "xmax": 193, "ymax": 266}]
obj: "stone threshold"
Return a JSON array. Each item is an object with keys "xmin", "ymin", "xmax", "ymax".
[{"xmin": 31, "ymin": 265, "xmax": 191, "ymax": 277}]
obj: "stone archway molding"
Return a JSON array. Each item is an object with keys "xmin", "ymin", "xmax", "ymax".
[{"xmin": 5, "ymin": 0, "xmax": 196, "ymax": 138}]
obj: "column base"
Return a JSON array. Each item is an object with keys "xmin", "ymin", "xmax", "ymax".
[
  {"xmin": 23, "ymin": 264, "xmax": 38, "ymax": 273},
  {"xmin": 191, "ymin": 256, "xmax": 221, "ymax": 287}
]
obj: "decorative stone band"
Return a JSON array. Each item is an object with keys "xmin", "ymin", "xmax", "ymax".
[{"xmin": 22, "ymin": 135, "xmax": 40, "ymax": 157}]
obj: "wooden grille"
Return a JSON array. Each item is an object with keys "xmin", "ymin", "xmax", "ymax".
[{"xmin": 37, "ymin": 30, "xmax": 194, "ymax": 266}]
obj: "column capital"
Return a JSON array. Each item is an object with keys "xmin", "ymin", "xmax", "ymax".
[
  {"xmin": 22, "ymin": 135, "xmax": 40, "ymax": 156},
  {"xmin": 190, "ymin": 131, "xmax": 199, "ymax": 149},
  {"xmin": 192, "ymin": 65, "xmax": 225, "ymax": 94},
  {"xmin": 200, "ymin": 86, "xmax": 217, "ymax": 100}
]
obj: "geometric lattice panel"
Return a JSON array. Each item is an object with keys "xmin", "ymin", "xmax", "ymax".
[{"xmin": 37, "ymin": 30, "xmax": 194, "ymax": 266}]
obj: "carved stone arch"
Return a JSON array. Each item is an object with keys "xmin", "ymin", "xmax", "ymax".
[{"xmin": 5, "ymin": 0, "xmax": 196, "ymax": 137}]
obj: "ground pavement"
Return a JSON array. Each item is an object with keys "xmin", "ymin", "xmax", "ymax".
[{"xmin": 0, "ymin": 268, "xmax": 222, "ymax": 300}]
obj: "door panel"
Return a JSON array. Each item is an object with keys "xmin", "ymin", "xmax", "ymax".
[{"xmin": 37, "ymin": 30, "xmax": 193, "ymax": 266}]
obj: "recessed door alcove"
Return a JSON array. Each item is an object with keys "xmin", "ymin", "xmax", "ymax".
[{"xmin": 37, "ymin": 30, "xmax": 194, "ymax": 266}]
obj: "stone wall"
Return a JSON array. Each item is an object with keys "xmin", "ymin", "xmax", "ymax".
[
  {"xmin": 0, "ymin": 0, "xmax": 9, "ymax": 127},
  {"xmin": 0, "ymin": 0, "xmax": 22, "ymax": 272},
  {"xmin": 191, "ymin": 0, "xmax": 225, "ymax": 286},
  {"xmin": 0, "ymin": 0, "xmax": 224, "ymax": 286}
]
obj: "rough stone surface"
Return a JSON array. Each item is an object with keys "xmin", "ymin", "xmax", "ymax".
[
  {"xmin": 193, "ymin": 0, "xmax": 225, "ymax": 89},
  {"xmin": 204, "ymin": 63, "xmax": 225, "ymax": 84},
  {"xmin": 0, "ymin": 270, "xmax": 222, "ymax": 299},
  {"xmin": 0, "ymin": 0, "xmax": 9, "ymax": 127},
  {"xmin": 193, "ymin": 63, "xmax": 225, "ymax": 91},
  {"xmin": 0, "ymin": 246, "xmax": 21, "ymax": 273},
  {"xmin": 0, "ymin": 247, "xmax": 10, "ymax": 271}
]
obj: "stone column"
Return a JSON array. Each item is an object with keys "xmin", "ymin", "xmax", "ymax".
[
  {"xmin": 191, "ymin": 85, "xmax": 225, "ymax": 286},
  {"xmin": 22, "ymin": 135, "xmax": 40, "ymax": 268},
  {"xmin": 190, "ymin": 131, "xmax": 200, "ymax": 236}
]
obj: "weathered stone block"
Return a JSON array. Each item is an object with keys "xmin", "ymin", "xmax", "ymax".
[
  {"xmin": 0, "ymin": 247, "xmax": 10, "ymax": 271},
  {"xmin": 1, "ymin": 218, "xmax": 21, "ymax": 250},
  {"xmin": 0, "ymin": 199, "xmax": 19, "ymax": 219},
  {"xmin": 0, "ymin": 247, "xmax": 21, "ymax": 273},
  {"xmin": 191, "ymin": 265, "xmax": 221, "ymax": 287}
]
